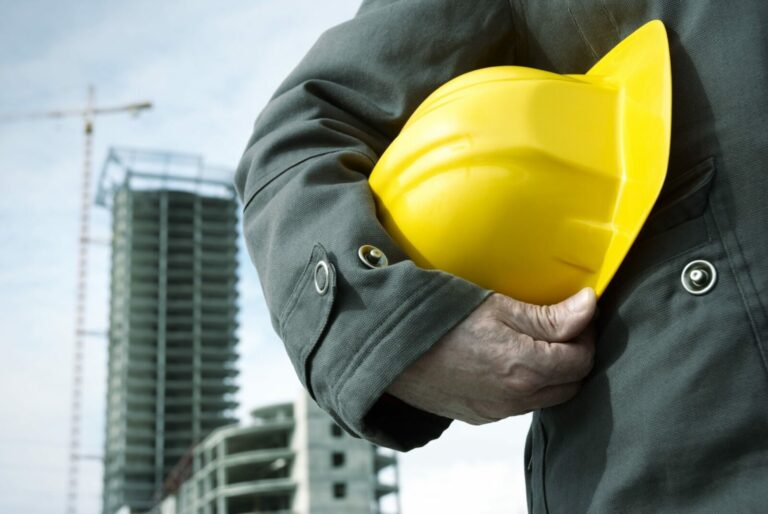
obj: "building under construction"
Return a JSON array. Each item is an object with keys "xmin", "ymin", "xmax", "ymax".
[
  {"xmin": 98, "ymin": 149, "xmax": 239, "ymax": 514},
  {"xmin": 158, "ymin": 394, "xmax": 401, "ymax": 514}
]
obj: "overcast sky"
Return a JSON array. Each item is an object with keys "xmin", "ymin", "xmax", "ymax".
[{"xmin": 0, "ymin": 1, "xmax": 531, "ymax": 512}]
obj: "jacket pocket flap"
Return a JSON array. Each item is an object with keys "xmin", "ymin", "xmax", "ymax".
[
  {"xmin": 640, "ymin": 157, "xmax": 716, "ymax": 238},
  {"xmin": 279, "ymin": 243, "xmax": 336, "ymax": 397}
]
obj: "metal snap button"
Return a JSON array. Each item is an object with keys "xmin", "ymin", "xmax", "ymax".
[
  {"xmin": 314, "ymin": 260, "xmax": 330, "ymax": 295},
  {"xmin": 681, "ymin": 259, "xmax": 717, "ymax": 295},
  {"xmin": 358, "ymin": 244, "xmax": 389, "ymax": 269}
]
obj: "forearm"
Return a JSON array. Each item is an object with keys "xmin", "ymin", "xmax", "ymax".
[{"xmin": 236, "ymin": 0, "xmax": 516, "ymax": 450}]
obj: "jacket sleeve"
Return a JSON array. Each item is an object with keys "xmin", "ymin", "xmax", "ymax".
[{"xmin": 235, "ymin": 0, "xmax": 517, "ymax": 451}]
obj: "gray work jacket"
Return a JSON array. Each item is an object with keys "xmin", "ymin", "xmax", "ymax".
[{"xmin": 236, "ymin": 1, "xmax": 768, "ymax": 511}]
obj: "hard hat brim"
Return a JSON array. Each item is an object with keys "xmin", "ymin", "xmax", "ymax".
[{"xmin": 584, "ymin": 20, "xmax": 672, "ymax": 295}]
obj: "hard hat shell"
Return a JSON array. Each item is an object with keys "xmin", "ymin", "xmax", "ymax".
[{"xmin": 369, "ymin": 20, "xmax": 671, "ymax": 305}]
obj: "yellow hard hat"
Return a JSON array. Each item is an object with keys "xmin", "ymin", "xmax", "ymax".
[{"xmin": 369, "ymin": 20, "xmax": 671, "ymax": 304}]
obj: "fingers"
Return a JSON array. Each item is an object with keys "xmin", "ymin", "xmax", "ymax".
[
  {"xmin": 492, "ymin": 324, "xmax": 595, "ymax": 395},
  {"xmin": 493, "ymin": 288, "xmax": 597, "ymax": 342},
  {"xmin": 462, "ymin": 381, "xmax": 584, "ymax": 423},
  {"xmin": 383, "ymin": 290, "xmax": 597, "ymax": 426},
  {"xmin": 534, "ymin": 323, "xmax": 595, "ymax": 385}
]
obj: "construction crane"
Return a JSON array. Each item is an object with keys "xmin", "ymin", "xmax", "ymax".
[{"xmin": 1, "ymin": 86, "xmax": 151, "ymax": 514}]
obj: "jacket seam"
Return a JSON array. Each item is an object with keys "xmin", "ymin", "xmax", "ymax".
[
  {"xmin": 598, "ymin": 0, "xmax": 621, "ymax": 40},
  {"xmin": 242, "ymin": 148, "xmax": 376, "ymax": 212},
  {"xmin": 708, "ymin": 195, "xmax": 768, "ymax": 372},
  {"xmin": 725, "ymin": 222, "xmax": 768, "ymax": 332},
  {"xmin": 566, "ymin": 1, "xmax": 600, "ymax": 60},
  {"xmin": 277, "ymin": 246, "xmax": 320, "ymax": 336}
]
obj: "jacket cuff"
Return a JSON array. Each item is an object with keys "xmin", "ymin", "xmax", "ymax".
[
  {"xmin": 334, "ymin": 274, "xmax": 491, "ymax": 451},
  {"xmin": 363, "ymin": 393, "xmax": 453, "ymax": 452}
]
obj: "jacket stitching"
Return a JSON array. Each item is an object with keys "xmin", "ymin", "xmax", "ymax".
[
  {"xmin": 335, "ymin": 277, "xmax": 452, "ymax": 427},
  {"xmin": 278, "ymin": 245, "xmax": 322, "ymax": 336},
  {"xmin": 302, "ymin": 265, "xmax": 336, "ymax": 400},
  {"xmin": 242, "ymin": 148, "xmax": 376, "ymax": 212},
  {"xmin": 722, "ymin": 218, "xmax": 768, "ymax": 330},
  {"xmin": 706, "ymin": 175, "xmax": 768, "ymax": 327},
  {"xmin": 340, "ymin": 276, "xmax": 448, "ymax": 382},
  {"xmin": 707, "ymin": 193, "xmax": 768, "ymax": 371},
  {"xmin": 334, "ymin": 274, "xmax": 448, "ymax": 395}
]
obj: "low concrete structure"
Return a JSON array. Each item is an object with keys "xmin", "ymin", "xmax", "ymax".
[{"xmin": 157, "ymin": 395, "xmax": 400, "ymax": 514}]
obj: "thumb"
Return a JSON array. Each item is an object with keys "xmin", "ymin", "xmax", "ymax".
[{"xmin": 522, "ymin": 288, "xmax": 597, "ymax": 342}]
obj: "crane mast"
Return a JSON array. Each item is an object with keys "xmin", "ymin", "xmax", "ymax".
[{"xmin": 2, "ymin": 86, "xmax": 152, "ymax": 514}]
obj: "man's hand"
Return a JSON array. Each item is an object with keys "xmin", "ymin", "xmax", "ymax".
[{"xmin": 386, "ymin": 288, "xmax": 597, "ymax": 424}]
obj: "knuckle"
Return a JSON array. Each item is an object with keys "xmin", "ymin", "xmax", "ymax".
[
  {"xmin": 499, "ymin": 295, "xmax": 524, "ymax": 320},
  {"xmin": 503, "ymin": 373, "xmax": 541, "ymax": 396},
  {"xmin": 490, "ymin": 357, "xmax": 511, "ymax": 380},
  {"xmin": 536, "ymin": 304, "xmax": 563, "ymax": 338},
  {"xmin": 486, "ymin": 293, "xmax": 509, "ymax": 315},
  {"xmin": 488, "ymin": 292, "xmax": 507, "ymax": 308},
  {"xmin": 489, "ymin": 336, "xmax": 528, "ymax": 377},
  {"xmin": 490, "ymin": 348, "xmax": 519, "ymax": 378},
  {"xmin": 467, "ymin": 299, "xmax": 498, "ymax": 330},
  {"xmin": 491, "ymin": 294, "xmax": 523, "ymax": 324},
  {"xmin": 541, "ymin": 342, "xmax": 569, "ymax": 377}
]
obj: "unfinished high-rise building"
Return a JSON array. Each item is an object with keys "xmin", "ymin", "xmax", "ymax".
[{"xmin": 98, "ymin": 149, "xmax": 239, "ymax": 514}]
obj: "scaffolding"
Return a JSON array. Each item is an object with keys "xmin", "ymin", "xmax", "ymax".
[{"xmin": 98, "ymin": 148, "xmax": 240, "ymax": 514}]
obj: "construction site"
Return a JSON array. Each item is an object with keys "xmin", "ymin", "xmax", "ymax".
[
  {"xmin": 0, "ymin": 3, "xmax": 528, "ymax": 513},
  {"xmin": 57, "ymin": 145, "xmax": 399, "ymax": 514},
  {"xmin": 0, "ymin": 75, "xmax": 406, "ymax": 514},
  {"xmin": 93, "ymin": 149, "xmax": 400, "ymax": 514}
]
